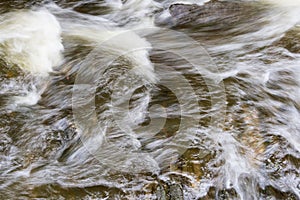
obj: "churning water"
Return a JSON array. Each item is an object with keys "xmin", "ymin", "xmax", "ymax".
[{"xmin": 0, "ymin": 0, "xmax": 299, "ymax": 199}]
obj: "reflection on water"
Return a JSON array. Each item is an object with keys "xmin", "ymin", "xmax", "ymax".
[{"xmin": 0, "ymin": 0, "xmax": 300, "ymax": 199}]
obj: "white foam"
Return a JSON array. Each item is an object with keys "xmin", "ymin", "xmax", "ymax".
[
  {"xmin": 13, "ymin": 90, "xmax": 40, "ymax": 106},
  {"xmin": 65, "ymin": 25, "xmax": 158, "ymax": 83},
  {"xmin": 0, "ymin": 9, "xmax": 64, "ymax": 76},
  {"xmin": 104, "ymin": 0, "xmax": 123, "ymax": 9}
]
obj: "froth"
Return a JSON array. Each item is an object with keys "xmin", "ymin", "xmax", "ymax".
[{"xmin": 0, "ymin": 9, "xmax": 64, "ymax": 76}]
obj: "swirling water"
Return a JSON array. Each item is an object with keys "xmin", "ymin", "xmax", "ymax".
[{"xmin": 0, "ymin": 0, "xmax": 299, "ymax": 199}]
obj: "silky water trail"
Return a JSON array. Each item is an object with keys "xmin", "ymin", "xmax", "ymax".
[{"xmin": 0, "ymin": 0, "xmax": 299, "ymax": 199}]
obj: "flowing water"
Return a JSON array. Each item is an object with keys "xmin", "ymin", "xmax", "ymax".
[{"xmin": 0, "ymin": 0, "xmax": 300, "ymax": 199}]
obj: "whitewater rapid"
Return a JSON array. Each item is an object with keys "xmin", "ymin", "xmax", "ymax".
[{"xmin": 0, "ymin": 9, "xmax": 63, "ymax": 75}]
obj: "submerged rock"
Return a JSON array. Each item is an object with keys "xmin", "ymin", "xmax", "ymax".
[
  {"xmin": 165, "ymin": 0, "xmax": 264, "ymax": 30},
  {"xmin": 155, "ymin": 182, "xmax": 184, "ymax": 200},
  {"xmin": 0, "ymin": 1, "xmax": 42, "ymax": 13},
  {"xmin": 275, "ymin": 26, "xmax": 300, "ymax": 53},
  {"xmin": 0, "ymin": 58, "xmax": 24, "ymax": 78}
]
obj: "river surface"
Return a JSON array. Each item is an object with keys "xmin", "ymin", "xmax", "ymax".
[{"xmin": 0, "ymin": 0, "xmax": 299, "ymax": 199}]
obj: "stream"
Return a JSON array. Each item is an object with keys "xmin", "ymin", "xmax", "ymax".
[{"xmin": 0, "ymin": 0, "xmax": 299, "ymax": 199}]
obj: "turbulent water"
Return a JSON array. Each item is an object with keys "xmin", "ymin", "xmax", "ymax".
[{"xmin": 0, "ymin": 0, "xmax": 299, "ymax": 199}]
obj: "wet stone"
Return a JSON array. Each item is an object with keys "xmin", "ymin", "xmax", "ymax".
[
  {"xmin": 156, "ymin": 182, "xmax": 184, "ymax": 200},
  {"xmin": 260, "ymin": 186, "xmax": 299, "ymax": 200},
  {"xmin": 165, "ymin": 0, "xmax": 263, "ymax": 30},
  {"xmin": 0, "ymin": 59, "xmax": 24, "ymax": 78},
  {"xmin": 72, "ymin": 2, "xmax": 111, "ymax": 15},
  {"xmin": 169, "ymin": 183, "xmax": 184, "ymax": 200},
  {"xmin": 275, "ymin": 26, "xmax": 300, "ymax": 53},
  {"xmin": 0, "ymin": 1, "xmax": 43, "ymax": 13},
  {"xmin": 0, "ymin": 0, "xmax": 111, "ymax": 16},
  {"xmin": 199, "ymin": 187, "xmax": 239, "ymax": 200},
  {"xmin": 156, "ymin": 184, "xmax": 167, "ymax": 200}
]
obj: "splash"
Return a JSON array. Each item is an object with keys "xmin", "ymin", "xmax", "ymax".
[{"xmin": 0, "ymin": 9, "xmax": 63, "ymax": 76}]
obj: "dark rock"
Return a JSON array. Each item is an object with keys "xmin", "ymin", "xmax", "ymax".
[
  {"xmin": 199, "ymin": 187, "xmax": 239, "ymax": 199},
  {"xmin": 54, "ymin": 0, "xmax": 112, "ymax": 16},
  {"xmin": 166, "ymin": 0, "xmax": 264, "ymax": 30},
  {"xmin": 72, "ymin": 3, "xmax": 111, "ymax": 16},
  {"xmin": 0, "ymin": 1, "xmax": 43, "ymax": 14},
  {"xmin": 0, "ymin": 0, "xmax": 111, "ymax": 16},
  {"xmin": 156, "ymin": 181, "xmax": 184, "ymax": 200},
  {"xmin": 156, "ymin": 184, "xmax": 167, "ymax": 200}
]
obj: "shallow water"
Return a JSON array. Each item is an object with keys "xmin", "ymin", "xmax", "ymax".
[{"xmin": 0, "ymin": 0, "xmax": 299, "ymax": 199}]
